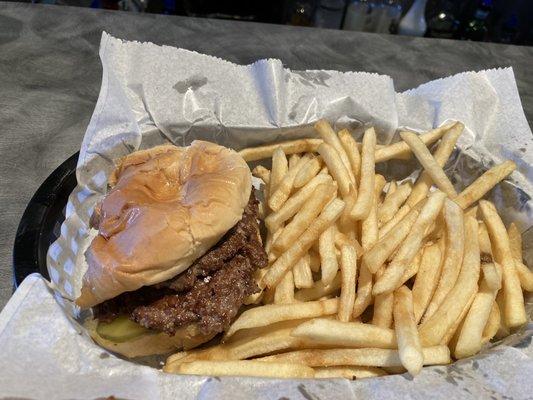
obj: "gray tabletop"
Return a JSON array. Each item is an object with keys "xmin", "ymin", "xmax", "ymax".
[{"xmin": 0, "ymin": 2, "xmax": 532, "ymax": 310}]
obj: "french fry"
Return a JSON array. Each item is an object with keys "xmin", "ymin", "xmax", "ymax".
[
  {"xmin": 291, "ymin": 318, "xmax": 397, "ymax": 349},
  {"xmin": 293, "ymin": 254, "xmax": 314, "ymax": 289},
  {"xmin": 265, "ymin": 173, "xmax": 332, "ymax": 233},
  {"xmin": 479, "ymin": 201, "xmax": 526, "ymax": 328},
  {"xmin": 294, "ymin": 156, "xmax": 322, "ymax": 188},
  {"xmin": 269, "ymin": 154, "xmax": 311, "ymax": 211},
  {"xmin": 378, "ymin": 204, "xmax": 411, "ymax": 239},
  {"xmin": 252, "ymin": 165, "xmax": 271, "ymax": 184},
  {"xmin": 308, "ymin": 249, "xmax": 321, "ymax": 273},
  {"xmin": 225, "ymin": 298, "xmax": 339, "ymax": 338},
  {"xmin": 400, "ymin": 131, "xmax": 457, "ymax": 198},
  {"xmin": 375, "ymin": 123, "xmax": 453, "ymax": 163},
  {"xmin": 315, "ymin": 120, "xmax": 355, "ymax": 182},
  {"xmin": 412, "ymin": 242, "xmax": 443, "ymax": 324},
  {"xmin": 419, "ymin": 216, "xmax": 481, "ymax": 346},
  {"xmin": 481, "ymin": 301, "xmax": 501, "ymax": 345},
  {"xmin": 423, "ymin": 199, "xmax": 465, "ymax": 320},
  {"xmin": 454, "ymin": 161, "xmax": 517, "ymax": 209},
  {"xmin": 272, "ymin": 183, "xmax": 334, "ymax": 252},
  {"xmin": 373, "ymin": 191, "xmax": 446, "ymax": 295},
  {"xmin": 338, "ymin": 128, "xmax": 362, "ymax": 183},
  {"xmin": 406, "ymin": 122, "xmax": 463, "ymax": 207},
  {"xmin": 257, "ymin": 346, "xmax": 451, "ymax": 368},
  {"xmin": 225, "ymin": 319, "xmax": 311, "ymax": 344},
  {"xmin": 288, "ymin": 153, "xmax": 300, "ymax": 169},
  {"xmin": 274, "ymin": 270, "xmax": 295, "ymax": 304},
  {"xmin": 270, "ymin": 147, "xmax": 289, "ymax": 190},
  {"xmin": 320, "ymin": 225, "xmax": 339, "ymax": 286},
  {"xmin": 339, "ymin": 185, "xmax": 358, "ymax": 234},
  {"xmin": 263, "ymin": 199, "xmax": 345, "ymax": 289},
  {"xmin": 378, "ymin": 182, "xmax": 412, "ymax": 226},
  {"xmin": 350, "ymin": 127, "xmax": 376, "ymax": 220},
  {"xmin": 295, "ymin": 273, "xmax": 341, "ymax": 302},
  {"xmin": 385, "ymin": 181, "xmax": 397, "ymax": 200},
  {"xmin": 444, "ymin": 290, "xmax": 476, "ymax": 346},
  {"xmin": 362, "ymin": 206, "xmax": 420, "ymax": 274},
  {"xmin": 318, "ymin": 142, "xmax": 352, "ymax": 197},
  {"xmin": 372, "ymin": 283, "xmax": 394, "ymax": 329},
  {"xmin": 393, "ymin": 286, "xmax": 423, "ymax": 375},
  {"xmin": 495, "ymin": 292, "xmax": 510, "ymax": 339},
  {"xmin": 314, "ymin": 366, "xmax": 386, "ymax": 379},
  {"xmin": 508, "ymin": 222, "xmax": 533, "ymax": 291},
  {"xmin": 173, "ymin": 360, "xmax": 315, "ymax": 378},
  {"xmin": 338, "ymin": 244, "xmax": 358, "ymax": 322},
  {"xmin": 239, "ymin": 138, "xmax": 322, "ymax": 161},
  {"xmin": 399, "ymin": 250, "xmax": 422, "ymax": 285},
  {"xmin": 478, "ymin": 221, "xmax": 493, "ymax": 258},
  {"xmin": 454, "ymin": 268, "xmax": 501, "ymax": 359},
  {"xmin": 482, "ymin": 262, "xmax": 502, "ymax": 292}
]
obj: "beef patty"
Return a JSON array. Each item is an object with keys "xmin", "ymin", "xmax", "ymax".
[{"xmin": 94, "ymin": 192, "xmax": 267, "ymax": 336}]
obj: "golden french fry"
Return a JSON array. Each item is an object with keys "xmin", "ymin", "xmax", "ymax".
[
  {"xmin": 454, "ymin": 273, "xmax": 499, "ymax": 359},
  {"xmin": 272, "ymin": 183, "xmax": 334, "ymax": 252},
  {"xmin": 400, "ymin": 131, "xmax": 457, "ymax": 197},
  {"xmin": 393, "ymin": 286, "xmax": 423, "ymax": 376},
  {"xmin": 263, "ymin": 199, "xmax": 345, "ymax": 289},
  {"xmin": 173, "ymin": 360, "xmax": 315, "ymax": 378},
  {"xmin": 479, "ymin": 201, "xmax": 526, "ymax": 328},
  {"xmin": 339, "ymin": 185, "xmax": 358, "ymax": 233},
  {"xmin": 308, "ymin": 249, "xmax": 321, "ymax": 273},
  {"xmin": 478, "ymin": 221, "xmax": 493, "ymax": 258},
  {"xmin": 350, "ymin": 127, "xmax": 376, "ymax": 220},
  {"xmin": 482, "ymin": 262, "xmax": 502, "ymax": 292},
  {"xmin": 481, "ymin": 301, "xmax": 501, "ymax": 344},
  {"xmin": 375, "ymin": 123, "xmax": 453, "ymax": 163},
  {"xmin": 385, "ymin": 181, "xmax": 397, "ymax": 200},
  {"xmin": 454, "ymin": 161, "xmax": 517, "ymax": 209},
  {"xmin": 419, "ymin": 216, "xmax": 481, "ymax": 346},
  {"xmin": 257, "ymin": 346, "xmax": 451, "ymax": 368},
  {"xmin": 320, "ymin": 225, "xmax": 339, "ymax": 286},
  {"xmin": 269, "ymin": 154, "xmax": 311, "ymax": 211},
  {"xmin": 424, "ymin": 199, "xmax": 465, "ymax": 321},
  {"xmin": 293, "ymin": 254, "xmax": 314, "ymax": 289},
  {"xmin": 295, "ymin": 273, "xmax": 341, "ymax": 302},
  {"xmin": 225, "ymin": 319, "xmax": 311, "ymax": 344},
  {"xmin": 412, "ymin": 242, "xmax": 443, "ymax": 324},
  {"xmin": 274, "ymin": 270, "xmax": 295, "ymax": 304},
  {"xmin": 291, "ymin": 318, "xmax": 397, "ymax": 349},
  {"xmin": 294, "ymin": 156, "xmax": 322, "ymax": 188},
  {"xmin": 444, "ymin": 290, "xmax": 476, "ymax": 346},
  {"xmin": 406, "ymin": 122, "xmax": 463, "ymax": 207},
  {"xmin": 378, "ymin": 182, "xmax": 412, "ymax": 226},
  {"xmin": 252, "ymin": 165, "xmax": 271, "ymax": 184},
  {"xmin": 265, "ymin": 174, "xmax": 332, "ymax": 233},
  {"xmin": 495, "ymin": 292, "xmax": 510, "ymax": 339},
  {"xmin": 288, "ymin": 153, "xmax": 301, "ymax": 169},
  {"xmin": 318, "ymin": 142, "xmax": 352, "ymax": 197},
  {"xmin": 225, "ymin": 298, "xmax": 339, "ymax": 338},
  {"xmin": 314, "ymin": 366, "xmax": 386, "ymax": 379},
  {"xmin": 373, "ymin": 191, "xmax": 446, "ymax": 295},
  {"xmin": 338, "ymin": 129, "xmax": 362, "ymax": 183},
  {"xmin": 239, "ymin": 139, "xmax": 322, "ymax": 162},
  {"xmin": 378, "ymin": 204, "xmax": 411, "ymax": 239},
  {"xmin": 362, "ymin": 206, "xmax": 420, "ymax": 274},
  {"xmin": 270, "ymin": 147, "xmax": 288, "ymax": 189},
  {"xmin": 338, "ymin": 244, "xmax": 358, "ymax": 322},
  {"xmin": 507, "ymin": 223, "xmax": 533, "ymax": 291},
  {"xmin": 399, "ymin": 250, "xmax": 422, "ymax": 285},
  {"xmin": 372, "ymin": 266, "xmax": 394, "ymax": 329},
  {"xmin": 315, "ymin": 120, "xmax": 355, "ymax": 183},
  {"xmin": 464, "ymin": 205, "xmax": 478, "ymax": 219}
]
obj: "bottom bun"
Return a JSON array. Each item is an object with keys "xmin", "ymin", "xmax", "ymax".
[{"xmin": 84, "ymin": 318, "xmax": 215, "ymax": 358}]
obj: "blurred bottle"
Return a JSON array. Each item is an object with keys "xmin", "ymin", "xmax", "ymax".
[
  {"xmin": 343, "ymin": 0, "xmax": 369, "ymax": 31},
  {"xmin": 398, "ymin": 0, "xmax": 428, "ymax": 36},
  {"xmin": 286, "ymin": 0, "xmax": 316, "ymax": 26},
  {"xmin": 460, "ymin": 0, "xmax": 493, "ymax": 41},
  {"xmin": 426, "ymin": 0, "xmax": 459, "ymax": 38},
  {"xmin": 314, "ymin": 0, "xmax": 346, "ymax": 29}
]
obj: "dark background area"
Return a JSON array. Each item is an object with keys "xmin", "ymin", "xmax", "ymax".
[{"xmin": 5, "ymin": 0, "xmax": 533, "ymax": 45}]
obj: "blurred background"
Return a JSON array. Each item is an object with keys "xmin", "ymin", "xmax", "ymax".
[{"xmin": 8, "ymin": 0, "xmax": 533, "ymax": 45}]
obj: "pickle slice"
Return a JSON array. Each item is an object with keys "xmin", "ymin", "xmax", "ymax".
[{"xmin": 96, "ymin": 315, "xmax": 149, "ymax": 343}]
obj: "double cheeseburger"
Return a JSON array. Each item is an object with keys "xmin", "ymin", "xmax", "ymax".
[{"xmin": 76, "ymin": 141, "xmax": 267, "ymax": 357}]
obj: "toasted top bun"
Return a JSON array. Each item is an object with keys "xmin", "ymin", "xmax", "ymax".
[{"xmin": 76, "ymin": 140, "xmax": 251, "ymax": 308}]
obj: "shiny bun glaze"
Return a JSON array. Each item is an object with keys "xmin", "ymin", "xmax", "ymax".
[{"xmin": 76, "ymin": 141, "xmax": 252, "ymax": 308}]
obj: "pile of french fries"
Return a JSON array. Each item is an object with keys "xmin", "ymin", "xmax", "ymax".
[{"xmin": 164, "ymin": 120, "xmax": 532, "ymax": 380}]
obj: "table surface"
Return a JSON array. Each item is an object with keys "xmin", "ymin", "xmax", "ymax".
[{"xmin": 1, "ymin": 2, "xmax": 532, "ymax": 310}]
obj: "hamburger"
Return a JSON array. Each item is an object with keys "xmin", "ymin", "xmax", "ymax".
[{"xmin": 77, "ymin": 140, "xmax": 267, "ymax": 357}]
